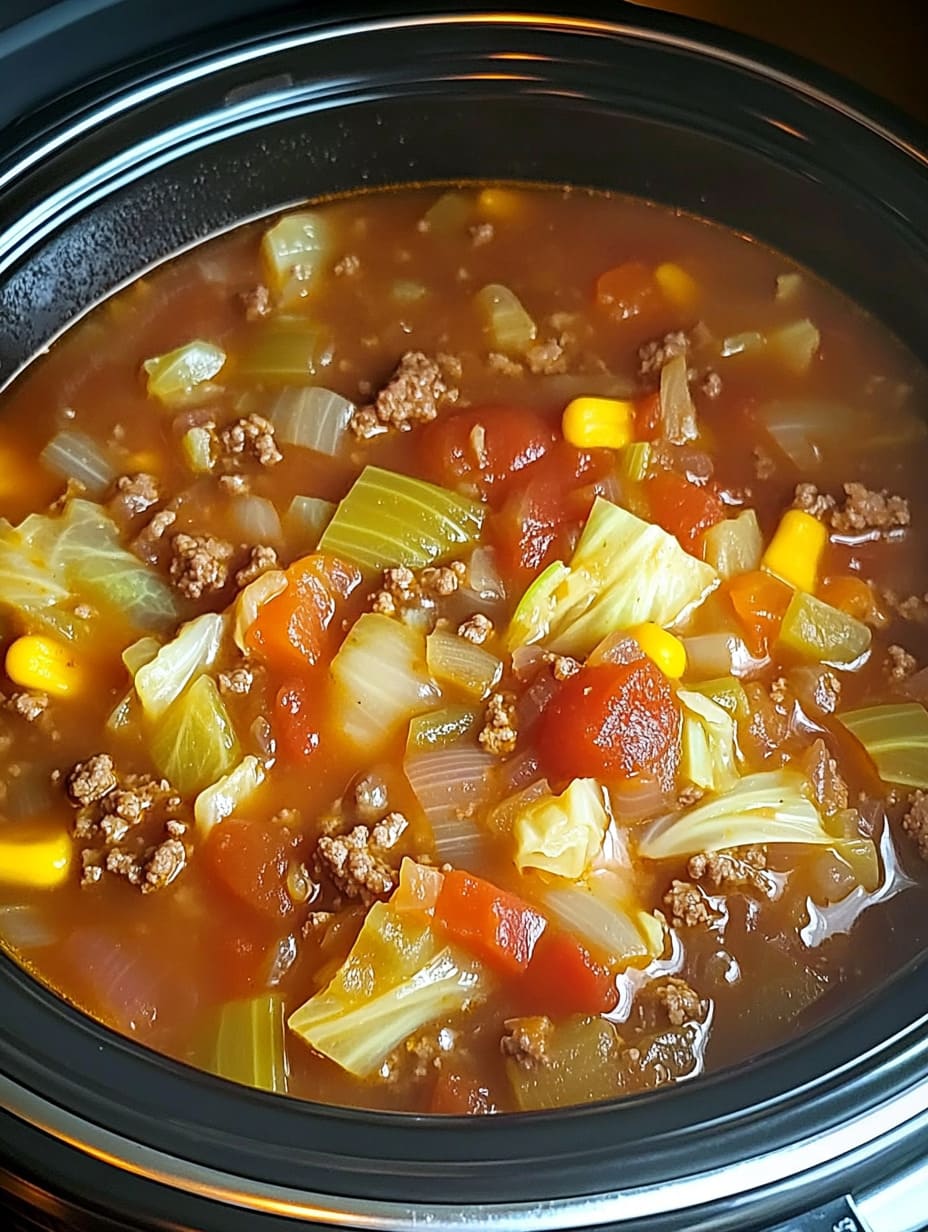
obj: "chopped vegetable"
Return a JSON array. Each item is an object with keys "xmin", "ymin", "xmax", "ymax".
[
  {"xmin": 702, "ymin": 510, "xmax": 763, "ymax": 580},
  {"xmin": 268, "ymin": 386, "xmax": 354, "ymax": 456},
  {"xmin": 194, "ymin": 755, "xmax": 266, "ymax": 836},
  {"xmin": 40, "ymin": 431, "xmax": 115, "ymax": 495},
  {"xmin": 839, "ymin": 703, "xmax": 928, "ymax": 788},
  {"xmin": 721, "ymin": 330, "xmax": 765, "ymax": 358},
  {"xmin": 681, "ymin": 631, "xmax": 757, "ymax": 679},
  {"xmin": 261, "ymin": 211, "xmax": 331, "ymax": 301},
  {"xmin": 756, "ymin": 398, "xmax": 925, "ymax": 472},
  {"xmin": 646, "ymin": 471, "xmax": 723, "ymax": 551},
  {"xmin": 288, "ymin": 902, "xmax": 487, "ymax": 1077},
  {"xmin": 619, "ymin": 441, "xmax": 651, "ymax": 483},
  {"xmin": 122, "ymin": 636, "xmax": 160, "ymax": 677},
  {"xmin": 425, "ymin": 628, "xmax": 501, "ymax": 700},
  {"xmin": 561, "ymin": 397, "xmax": 634, "ymax": 450},
  {"xmin": 474, "ymin": 284, "xmax": 536, "ymax": 354},
  {"xmin": 688, "ymin": 676, "xmax": 749, "ymax": 720},
  {"xmin": 519, "ymin": 930, "xmax": 619, "ymax": 1015},
  {"xmin": 629, "ymin": 622, "xmax": 687, "ymax": 679},
  {"xmin": 181, "ymin": 425, "xmax": 215, "ymax": 474},
  {"xmin": 5, "ymin": 634, "xmax": 83, "ymax": 698},
  {"xmin": 404, "ymin": 746, "xmax": 497, "ymax": 861},
  {"xmin": 149, "ymin": 675, "xmax": 240, "ymax": 796},
  {"xmin": 538, "ymin": 876, "xmax": 663, "ymax": 969},
  {"xmin": 658, "ymin": 354, "xmax": 698, "ymax": 444},
  {"xmin": 538, "ymin": 659, "xmax": 681, "ymax": 785},
  {"xmin": 762, "ymin": 509, "xmax": 827, "ymax": 594},
  {"xmin": 595, "ymin": 261, "xmax": 657, "ymax": 321},
  {"xmin": 134, "ymin": 612, "xmax": 225, "ymax": 720},
  {"xmin": 283, "ymin": 496, "xmax": 336, "ymax": 554},
  {"xmin": 678, "ymin": 688, "xmax": 740, "ymax": 793},
  {"xmin": 507, "ymin": 497, "xmax": 718, "ymax": 655},
  {"xmin": 393, "ymin": 858, "xmax": 444, "ymax": 915},
  {"xmin": 213, "ymin": 994, "xmax": 288, "ymax": 1093},
  {"xmin": 776, "ymin": 272, "xmax": 803, "ymax": 301},
  {"xmin": 507, "ymin": 1014, "xmax": 623, "ymax": 1111},
  {"xmin": 423, "ymin": 191, "xmax": 473, "ymax": 233},
  {"xmin": 319, "ymin": 465, "xmax": 485, "ymax": 573},
  {"xmin": 778, "ymin": 590, "xmax": 871, "ymax": 665},
  {"xmin": 0, "ymin": 822, "xmax": 72, "ymax": 889},
  {"xmin": 435, "ymin": 869, "xmax": 547, "ymax": 976},
  {"xmin": 331, "ymin": 613, "xmax": 439, "ymax": 752},
  {"xmin": 654, "ymin": 262, "xmax": 698, "ymax": 309},
  {"xmin": 513, "ymin": 778, "xmax": 609, "ymax": 880},
  {"xmin": 237, "ymin": 319, "xmax": 332, "ymax": 383},
  {"xmin": 639, "ymin": 769, "xmax": 833, "ymax": 859},
  {"xmin": 768, "ymin": 318, "xmax": 820, "ymax": 374},
  {"xmin": 273, "ymin": 678, "xmax": 322, "ymax": 762},
  {"xmin": 143, "ymin": 340, "xmax": 225, "ymax": 405},
  {"xmin": 725, "ymin": 568, "xmax": 793, "ymax": 658},
  {"xmin": 406, "ymin": 705, "xmax": 479, "ymax": 753},
  {"xmin": 232, "ymin": 569, "xmax": 287, "ymax": 655},
  {"xmin": 203, "ymin": 817, "xmax": 295, "ymax": 920},
  {"xmin": 228, "ymin": 496, "xmax": 282, "ymax": 547}
]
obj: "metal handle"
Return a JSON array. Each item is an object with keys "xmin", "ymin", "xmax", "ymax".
[{"xmin": 856, "ymin": 1149, "xmax": 928, "ymax": 1232}]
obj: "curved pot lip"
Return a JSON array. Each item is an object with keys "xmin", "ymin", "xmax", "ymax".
[{"xmin": 0, "ymin": 4, "xmax": 927, "ymax": 1223}]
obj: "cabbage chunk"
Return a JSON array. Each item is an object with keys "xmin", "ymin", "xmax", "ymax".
[
  {"xmin": 514, "ymin": 778, "xmax": 609, "ymax": 880},
  {"xmin": 134, "ymin": 613, "xmax": 226, "ymax": 719},
  {"xmin": 150, "ymin": 675, "xmax": 240, "ymax": 796},
  {"xmin": 288, "ymin": 902, "xmax": 487, "ymax": 1077},
  {"xmin": 507, "ymin": 497, "xmax": 718, "ymax": 655},
  {"xmin": 678, "ymin": 688, "xmax": 740, "ymax": 793}
]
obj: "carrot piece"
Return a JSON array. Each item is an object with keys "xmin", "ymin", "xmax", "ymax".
[
  {"xmin": 646, "ymin": 470, "xmax": 725, "ymax": 551},
  {"xmin": 819, "ymin": 574, "xmax": 888, "ymax": 628},
  {"xmin": 434, "ymin": 870, "xmax": 547, "ymax": 977},
  {"xmin": 520, "ymin": 930, "xmax": 619, "ymax": 1016},
  {"xmin": 595, "ymin": 261, "xmax": 658, "ymax": 321},
  {"xmin": 633, "ymin": 391, "xmax": 662, "ymax": 441},
  {"xmin": 725, "ymin": 569, "xmax": 793, "ymax": 658}
]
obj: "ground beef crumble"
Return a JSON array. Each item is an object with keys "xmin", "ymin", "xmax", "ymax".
[
  {"xmin": 663, "ymin": 879, "xmax": 717, "ymax": 928},
  {"xmin": 131, "ymin": 508, "xmax": 176, "ymax": 562},
  {"xmin": 487, "ymin": 352, "xmax": 525, "ymax": 377},
  {"xmin": 218, "ymin": 664, "xmax": 255, "ymax": 695},
  {"xmin": 478, "ymin": 691, "xmax": 518, "ymax": 756},
  {"xmin": 371, "ymin": 562, "xmax": 466, "ymax": 616},
  {"xmin": 353, "ymin": 773, "xmax": 389, "ymax": 823},
  {"xmin": 687, "ymin": 846, "xmax": 773, "ymax": 894},
  {"xmin": 234, "ymin": 544, "xmax": 279, "ymax": 588},
  {"xmin": 469, "ymin": 222, "xmax": 494, "ymax": 247},
  {"xmin": 218, "ymin": 413, "xmax": 282, "ymax": 468},
  {"xmin": 240, "ymin": 284, "xmax": 271, "ymax": 320},
  {"xmin": 109, "ymin": 472, "xmax": 160, "ymax": 518},
  {"xmin": 902, "ymin": 791, "xmax": 928, "ymax": 861},
  {"xmin": 6, "ymin": 691, "xmax": 49, "ymax": 723},
  {"xmin": 800, "ymin": 738, "xmax": 849, "ymax": 816},
  {"xmin": 638, "ymin": 330, "xmax": 689, "ymax": 378},
  {"xmin": 792, "ymin": 482, "xmax": 836, "ymax": 519},
  {"xmin": 500, "ymin": 1016, "xmax": 553, "ymax": 1069},
  {"xmin": 753, "ymin": 445, "xmax": 776, "ymax": 480},
  {"xmin": 169, "ymin": 532, "xmax": 233, "ymax": 599},
  {"xmin": 457, "ymin": 613, "xmax": 493, "ymax": 644},
  {"xmin": 315, "ymin": 824, "xmax": 398, "ymax": 904},
  {"xmin": 525, "ymin": 338, "xmax": 568, "ymax": 376},
  {"xmin": 66, "ymin": 753, "xmax": 118, "ymax": 807},
  {"xmin": 349, "ymin": 351, "xmax": 460, "ymax": 439},
  {"xmin": 333, "ymin": 253, "xmax": 361, "ymax": 277},
  {"xmin": 794, "ymin": 482, "xmax": 910, "ymax": 536},
  {"xmin": 885, "ymin": 644, "xmax": 918, "ymax": 682},
  {"xmin": 654, "ymin": 977, "xmax": 704, "ymax": 1027}
]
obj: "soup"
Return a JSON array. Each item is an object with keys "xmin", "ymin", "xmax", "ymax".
[{"xmin": 1, "ymin": 185, "xmax": 927, "ymax": 1114}]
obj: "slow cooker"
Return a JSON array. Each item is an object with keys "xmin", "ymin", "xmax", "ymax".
[{"xmin": 0, "ymin": 3, "xmax": 927, "ymax": 1229}]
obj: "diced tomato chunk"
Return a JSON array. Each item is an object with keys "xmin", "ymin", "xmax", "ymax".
[
  {"xmin": 595, "ymin": 261, "xmax": 658, "ymax": 321},
  {"xmin": 725, "ymin": 569, "xmax": 793, "ymax": 658},
  {"xmin": 245, "ymin": 553, "xmax": 361, "ymax": 677},
  {"xmin": 646, "ymin": 470, "xmax": 724, "ymax": 551},
  {"xmin": 203, "ymin": 818, "xmax": 297, "ymax": 921},
  {"xmin": 519, "ymin": 930, "xmax": 619, "ymax": 1016},
  {"xmin": 538, "ymin": 659, "xmax": 681, "ymax": 784},
  {"xmin": 434, "ymin": 869, "xmax": 547, "ymax": 977},
  {"xmin": 273, "ymin": 679, "xmax": 323, "ymax": 762},
  {"xmin": 634, "ymin": 391, "xmax": 662, "ymax": 441},
  {"xmin": 430, "ymin": 1067, "xmax": 497, "ymax": 1115},
  {"xmin": 420, "ymin": 406, "xmax": 556, "ymax": 503}
]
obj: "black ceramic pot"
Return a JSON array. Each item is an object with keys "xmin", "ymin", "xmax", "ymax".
[{"xmin": 0, "ymin": 4, "xmax": 926, "ymax": 1230}]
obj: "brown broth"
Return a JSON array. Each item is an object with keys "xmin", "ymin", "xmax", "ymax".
[{"xmin": 1, "ymin": 185, "xmax": 927, "ymax": 1113}]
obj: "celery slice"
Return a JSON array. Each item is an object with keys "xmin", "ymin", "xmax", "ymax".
[
  {"xmin": 425, "ymin": 628, "xmax": 501, "ymax": 700},
  {"xmin": 150, "ymin": 675, "xmax": 240, "ymax": 796},
  {"xmin": 237, "ymin": 318, "xmax": 332, "ymax": 384},
  {"xmin": 181, "ymin": 426, "xmax": 215, "ymax": 474},
  {"xmin": 143, "ymin": 340, "xmax": 225, "ymax": 406},
  {"xmin": 619, "ymin": 442, "xmax": 651, "ymax": 483},
  {"xmin": 839, "ymin": 702, "xmax": 928, "ymax": 788},
  {"xmin": 406, "ymin": 705, "xmax": 479, "ymax": 753},
  {"xmin": 702, "ymin": 510, "xmax": 762, "ymax": 580},
  {"xmin": 474, "ymin": 284, "xmax": 536, "ymax": 355},
  {"xmin": 288, "ymin": 902, "xmax": 487, "ymax": 1077},
  {"xmin": 262, "ymin": 211, "xmax": 331, "ymax": 302},
  {"xmin": 779, "ymin": 590, "xmax": 871, "ymax": 665},
  {"xmin": 213, "ymin": 994, "xmax": 288, "ymax": 1093},
  {"xmin": 688, "ymin": 676, "xmax": 749, "ymax": 720},
  {"xmin": 318, "ymin": 466, "xmax": 484, "ymax": 572}
]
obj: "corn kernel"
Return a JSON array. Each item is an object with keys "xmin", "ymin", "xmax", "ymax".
[
  {"xmin": 629, "ymin": 622, "xmax": 687, "ymax": 679},
  {"xmin": 562, "ymin": 397, "xmax": 634, "ymax": 450},
  {"xmin": 762, "ymin": 509, "xmax": 827, "ymax": 594},
  {"xmin": 655, "ymin": 262, "xmax": 699, "ymax": 309},
  {"xmin": 5, "ymin": 635, "xmax": 84, "ymax": 698},
  {"xmin": 0, "ymin": 823, "xmax": 72, "ymax": 889},
  {"xmin": 477, "ymin": 188, "xmax": 523, "ymax": 219}
]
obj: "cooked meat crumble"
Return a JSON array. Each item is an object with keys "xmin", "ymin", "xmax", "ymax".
[
  {"xmin": 478, "ymin": 691, "xmax": 518, "ymax": 756},
  {"xmin": 169, "ymin": 532, "xmax": 233, "ymax": 598},
  {"xmin": 500, "ymin": 1016, "xmax": 553, "ymax": 1069},
  {"xmin": 349, "ymin": 351, "xmax": 460, "ymax": 438}
]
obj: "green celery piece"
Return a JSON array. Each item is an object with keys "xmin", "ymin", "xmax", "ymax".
[
  {"xmin": 318, "ymin": 466, "xmax": 484, "ymax": 572},
  {"xmin": 688, "ymin": 676, "xmax": 749, "ymax": 720},
  {"xmin": 779, "ymin": 590, "xmax": 871, "ymax": 665},
  {"xmin": 839, "ymin": 702, "xmax": 928, "ymax": 788},
  {"xmin": 507, "ymin": 497, "xmax": 718, "ymax": 656},
  {"xmin": 237, "ymin": 318, "xmax": 332, "ymax": 384},
  {"xmin": 639, "ymin": 769, "xmax": 832, "ymax": 859},
  {"xmin": 406, "ymin": 705, "xmax": 479, "ymax": 753},
  {"xmin": 149, "ymin": 675, "xmax": 240, "ymax": 795},
  {"xmin": 144, "ymin": 340, "xmax": 226, "ymax": 406},
  {"xmin": 619, "ymin": 442, "xmax": 651, "ymax": 483},
  {"xmin": 288, "ymin": 901, "xmax": 487, "ymax": 1077},
  {"xmin": 213, "ymin": 994, "xmax": 288, "ymax": 1093}
]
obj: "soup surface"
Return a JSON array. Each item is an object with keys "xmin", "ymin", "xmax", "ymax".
[{"xmin": 1, "ymin": 185, "xmax": 927, "ymax": 1114}]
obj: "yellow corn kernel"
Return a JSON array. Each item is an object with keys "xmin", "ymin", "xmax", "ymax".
[
  {"xmin": 629, "ymin": 622, "xmax": 687, "ymax": 679},
  {"xmin": 562, "ymin": 397, "xmax": 634, "ymax": 450},
  {"xmin": 5, "ymin": 635, "xmax": 84, "ymax": 698},
  {"xmin": 762, "ymin": 508, "xmax": 827, "ymax": 594},
  {"xmin": 0, "ymin": 823, "xmax": 72, "ymax": 889},
  {"xmin": 477, "ymin": 188, "xmax": 523, "ymax": 219},
  {"xmin": 655, "ymin": 262, "xmax": 699, "ymax": 309}
]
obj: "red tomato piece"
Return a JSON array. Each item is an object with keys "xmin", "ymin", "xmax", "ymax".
[
  {"xmin": 273, "ymin": 679, "xmax": 322, "ymax": 762},
  {"xmin": 595, "ymin": 261, "xmax": 658, "ymax": 321},
  {"xmin": 538, "ymin": 659, "xmax": 681, "ymax": 784},
  {"xmin": 430, "ymin": 1067, "xmax": 497, "ymax": 1115},
  {"xmin": 646, "ymin": 470, "xmax": 724, "ymax": 551},
  {"xmin": 209, "ymin": 910, "xmax": 275, "ymax": 999},
  {"xmin": 203, "ymin": 818, "xmax": 296, "ymax": 921},
  {"xmin": 634, "ymin": 391, "xmax": 662, "ymax": 441},
  {"xmin": 245, "ymin": 553, "xmax": 361, "ymax": 676},
  {"xmin": 434, "ymin": 869, "xmax": 547, "ymax": 977},
  {"xmin": 725, "ymin": 569, "xmax": 793, "ymax": 658},
  {"xmin": 519, "ymin": 930, "xmax": 619, "ymax": 1017},
  {"xmin": 420, "ymin": 406, "xmax": 556, "ymax": 503}
]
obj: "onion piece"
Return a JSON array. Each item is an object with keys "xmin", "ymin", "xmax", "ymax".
[
  {"xmin": 40, "ymin": 430, "xmax": 115, "ymax": 495},
  {"xmin": 767, "ymin": 318, "xmax": 820, "ymax": 374},
  {"xmin": 474, "ymin": 284, "xmax": 536, "ymax": 355},
  {"xmin": 682, "ymin": 631, "xmax": 760, "ymax": 678},
  {"xmin": 268, "ymin": 386, "xmax": 354, "ymax": 457},
  {"xmin": 466, "ymin": 546, "xmax": 506, "ymax": 601},
  {"xmin": 404, "ymin": 746, "xmax": 497, "ymax": 862},
  {"xmin": 426, "ymin": 628, "xmax": 502, "ymax": 700},
  {"xmin": 607, "ymin": 774, "xmax": 675, "ymax": 823},
  {"xmin": 720, "ymin": 331, "xmax": 765, "ymax": 358},
  {"xmin": 283, "ymin": 496, "xmax": 335, "ymax": 555},
  {"xmin": 0, "ymin": 904, "xmax": 56, "ymax": 950},
  {"xmin": 538, "ymin": 878, "xmax": 660, "ymax": 968},
  {"xmin": 659, "ymin": 354, "xmax": 697, "ymax": 444},
  {"xmin": 229, "ymin": 496, "xmax": 283, "ymax": 546}
]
